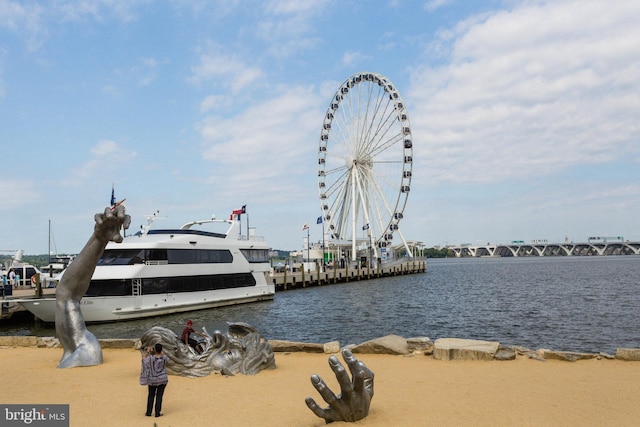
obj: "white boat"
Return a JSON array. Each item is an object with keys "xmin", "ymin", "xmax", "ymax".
[{"xmin": 18, "ymin": 213, "xmax": 275, "ymax": 322}]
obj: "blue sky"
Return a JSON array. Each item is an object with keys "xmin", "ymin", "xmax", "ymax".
[{"xmin": 1, "ymin": 0, "xmax": 639, "ymax": 255}]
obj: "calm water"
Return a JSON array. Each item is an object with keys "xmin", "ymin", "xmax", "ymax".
[{"xmin": 2, "ymin": 256, "xmax": 639, "ymax": 353}]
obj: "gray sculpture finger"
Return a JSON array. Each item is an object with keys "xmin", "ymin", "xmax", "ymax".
[
  {"xmin": 342, "ymin": 348, "xmax": 360, "ymax": 375},
  {"xmin": 310, "ymin": 373, "xmax": 339, "ymax": 405},
  {"xmin": 304, "ymin": 397, "xmax": 332, "ymax": 421},
  {"xmin": 329, "ymin": 354, "xmax": 353, "ymax": 399},
  {"xmin": 352, "ymin": 362, "xmax": 374, "ymax": 395}
]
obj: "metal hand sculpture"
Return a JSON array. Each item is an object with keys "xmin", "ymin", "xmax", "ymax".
[
  {"xmin": 138, "ymin": 322, "xmax": 276, "ymax": 377},
  {"xmin": 56, "ymin": 205, "xmax": 131, "ymax": 368},
  {"xmin": 305, "ymin": 348, "xmax": 375, "ymax": 423}
]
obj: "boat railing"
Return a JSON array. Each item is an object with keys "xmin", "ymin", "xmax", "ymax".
[
  {"xmin": 145, "ymin": 260, "xmax": 169, "ymax": 266},
  {"xmin": 240, "ymin": 235, "xmax": 265, "ymax": 242}
]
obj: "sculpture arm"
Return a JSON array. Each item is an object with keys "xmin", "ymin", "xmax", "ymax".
[
  {"xmin": 305, "ymin": 349, "xmax": 375, "ymax": 423},
  {"xmin": 55, "ymin": 205, "xmax": 130, "ymax": 364}
]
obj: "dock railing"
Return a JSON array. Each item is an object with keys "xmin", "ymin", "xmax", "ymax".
[{"xmin": 270, "ymin": 258, "xmax": 426, "ymax": 291}]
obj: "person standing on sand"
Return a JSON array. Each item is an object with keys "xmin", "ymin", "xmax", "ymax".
[{"xmin": 143, "ymin": 343, "xmax": 169, "ymax": 418}]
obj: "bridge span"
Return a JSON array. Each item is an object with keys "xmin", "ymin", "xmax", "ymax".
[{"xmin": 448, "ymin": 241, "xmax": 640, "ymax": 257}]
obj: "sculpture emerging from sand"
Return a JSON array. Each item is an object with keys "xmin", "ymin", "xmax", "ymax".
[
  {"xmin": 305, "ymin": 348, "xmax": 375, "ymax": 423},
  {"xmin": 138, "ymin": 322, "xmax": 276, "ymax": 377},
  {"xmin": 56, "ymin": 205, "xmax": 131, "ymax": 368}
]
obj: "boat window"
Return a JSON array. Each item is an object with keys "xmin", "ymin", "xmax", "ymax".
[
  {"xmin": 240, "ymin": 249, "xmax": 269, "ymax": 263},
  {"xmin": 167, "ymin": 249, "xmax": 233, "ymax": 264},
  {"xmin": 140, "ymin": 273, "xmax": 256, "ymax": 294},
  {"xmin": 142, "ymin": 278, "xmax": 169, "ymax": 294},
  {"xmin": 145, "ymin": 249, "xmax": 168, "ymax": 262},
  {"xmin": 98, "ymin": 249, "xmax": 146, "ymax": 265},
  {"xmin": 85, "ymin": 279, "xmax": 130, "ymax": 296}
]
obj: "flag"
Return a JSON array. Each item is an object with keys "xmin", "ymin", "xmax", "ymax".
[
  {"xmin": 362, "ymin": 223, "xmax": 370, "ymax": 230},
  {"xmin": 241, "ymin": 205, "xmax": 247, "ymax": 214},
  {"xmin": 232, "ymin": 207, "xmax": 243, "ymax": 215},
  {"xmin": 110, "ymin": 184, "xmax": 116, "ymax": 206},
  {"xmin": 317, "ymin": 216, "xmax": 323, "ymax": 224},
  {"xmin": 302, "ymin": 223, "xmax": 309, "ymax": 231}
]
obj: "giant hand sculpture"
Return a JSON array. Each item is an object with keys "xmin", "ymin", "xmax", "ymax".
[
  {"xmin": 305, "ymin": 348, "xmax": 375, "ymax": 423},
  {"xmin": 139, "ymin": 322, "xmax": 276, "ymax": 377},
  {"xmin": 56, "ymin": 205, "xmax": 130, "ymax": 368}
]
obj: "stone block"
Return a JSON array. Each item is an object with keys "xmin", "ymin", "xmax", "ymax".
[
  {"xmin": 0, "ymin": 336, "xmax": 38, "ymax": 347},
  {"xmin": 541, "ymin": 350, "xmax": 596, "ymax": 362},
  {"xmin": 615, "ymin": 348, "xmax": 640, "ymax": 361},
  {"xmin": 269, "ymin": 340, "xmax": 324, "ymax": 353},
  {"xmin": 98, "ymin": 338, "xmax": 137, "ymax": 349},
  {"xmin": 352, "ymin": 335, "xmax": 409, "ymax": 355},
  {"xmin": 494, "ymin": 346, "xmax": 516, "ymax": 361},
  {"xmin": 323, "ymin": 341, "xmax": 340, "ymax": 354},
  {"xmin": 407, "ymin": 336, "xmax": 433, "ymax": 354},
  {"xmin": 37, "ymin": 337, "xmax": 59, "ymax": 348},
  {"xmin": 433, "ymin": 338, "xmax": 499, "ymax": 361}
]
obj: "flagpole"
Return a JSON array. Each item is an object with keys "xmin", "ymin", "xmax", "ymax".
[
  {"xmin": 307, "ymin": 227, "xmax": 310, "ymax": 262},
  {"xmin": 322, "ymin": 219, "xmax": 325, "ymax": 271}
]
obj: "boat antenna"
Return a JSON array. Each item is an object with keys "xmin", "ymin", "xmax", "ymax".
[{"xmin": 139, "ymin": 210, "xmax": 166, "ymax": 236}]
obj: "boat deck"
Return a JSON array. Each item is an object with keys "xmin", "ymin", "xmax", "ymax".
[{"xmin": 1, "ymin": 286, "xmax": 56, "ymax": 319}]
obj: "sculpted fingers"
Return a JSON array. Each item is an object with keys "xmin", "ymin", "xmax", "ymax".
[
  {"xmin": 122, "ymin": 213, "xmax": 131, "ymax": 230},
  {"xmin": 310, "ymin": 374, "xmax": 339, "ymax": 406},
  {"xmin": 304, "ymin": 397, "xmax": 333, "ymax": 422},
  {"xmin": 352, "ymin": 363, "xmax": 375, "ymax": 395},
  {"xmin": 328, "ymin": 355, "xmax": 353, "ymax": 398}
]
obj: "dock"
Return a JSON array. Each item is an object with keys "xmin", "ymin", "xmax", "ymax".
[{"xmin": 270, "ymin": 259, "xmax": 426, "ymax": 291}]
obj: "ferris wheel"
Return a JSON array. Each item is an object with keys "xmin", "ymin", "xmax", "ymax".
[{"xmin": 318, "ymin": 72, "xmax": 413, "ymax": 261}]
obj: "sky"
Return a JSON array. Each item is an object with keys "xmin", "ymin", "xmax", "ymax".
[{"xmin": 1, "ymin": 0, "xmax": 639, "ymax": 255}]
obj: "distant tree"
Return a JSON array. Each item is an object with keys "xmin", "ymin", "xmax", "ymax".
[{"xmin": 424, "ymin": 247, "xmax": 454, "ymax": 258}]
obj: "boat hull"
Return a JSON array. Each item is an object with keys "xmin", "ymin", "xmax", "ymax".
[{"xmin": 19, "ymin": 285, "xmax": 274, "ymax": 323}]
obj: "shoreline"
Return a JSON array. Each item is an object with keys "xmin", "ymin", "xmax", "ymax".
[
  {"xmin": 1, "ymin": 333, "xmax": 640, "ymax": 362},
  {"xmin": 2, "ymin": 346, "xmax": 640, "ymax": 426}
]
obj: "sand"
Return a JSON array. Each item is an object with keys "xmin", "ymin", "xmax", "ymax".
[{"xmin": 1, "ymin": 346, "xmax": 639, "ymax": 427}]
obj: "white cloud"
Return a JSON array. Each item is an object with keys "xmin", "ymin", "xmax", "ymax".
[
  {"xmin": 190, "ymin": 50, "xmax": 263, "ymax": 93},
  {"xmin": 342, "ymin": 51, "xmax": 372, "ymax": 67},
  {"xmin": 424, "ymin": 0, "xmax": 452, "ymax": 12},
  {"xmin": 409, "ymin": 0, "xmax": 640, "ymax": 185},
  {"xmin": 66, "ymin": 140, "xmax": 138, "ymax": 184},
  {"xmin": 56, "ymin": 0, "xmax": 142, "ymax": 23},
  {"xmin": 197, "ymin": 84, "xmax": 323, "ymax": 200},
  {"xmin": 254, "ymin": 0, "xmax": 328, "ymax": 58},
  {"xmin": 0, "ymin": 179, "xmax": 38, "ymax": 210},
  {"xmin": 200, "ymin": 94, "xmax": 226, "ymax": 112},
  {"xmin": 0, "ymin": 0, "xmax": 47, "ymax": 50}
]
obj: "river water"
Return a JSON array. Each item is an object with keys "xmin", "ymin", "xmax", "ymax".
[{"xmin": 2, "ymin": 256, "xmax": 639, "ymax": 354}]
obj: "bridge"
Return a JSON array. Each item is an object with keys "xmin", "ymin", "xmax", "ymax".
[{"xmin": 448, "ymin": 240, "xmax": 640, "ymax": 257}]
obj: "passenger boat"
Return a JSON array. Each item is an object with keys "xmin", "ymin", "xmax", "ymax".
[{"xmin": 18, "ymin": 212, "xmax": 274, "ymax": 322}]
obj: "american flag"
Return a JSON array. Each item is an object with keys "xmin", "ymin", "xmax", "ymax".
[{"xmin": 302, "ymin": 223, "xmax": 309, "ymax": 231}]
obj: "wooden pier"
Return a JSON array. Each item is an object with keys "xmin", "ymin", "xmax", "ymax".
[{"xmin": 270, "ymin": 259, "xmax": 427, "ymax": 291}]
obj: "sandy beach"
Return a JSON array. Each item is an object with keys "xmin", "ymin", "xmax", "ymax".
[{"xmin": 1, "ymin": 346, "xmax": 639, "ymax": 426}]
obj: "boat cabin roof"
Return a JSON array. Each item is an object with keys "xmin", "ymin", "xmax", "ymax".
[{"xmin": 146, "ymin": 229, "xmax": 227, "ymax": 239}]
